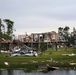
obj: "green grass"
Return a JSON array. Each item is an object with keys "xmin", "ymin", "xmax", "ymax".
[
  {"xmin": 0, "ymin": 47, "xmax": 76, "ymax": 69},
  {"xmin": 0, "ymin": 48, "xmax": 76, "ymax": 63}
]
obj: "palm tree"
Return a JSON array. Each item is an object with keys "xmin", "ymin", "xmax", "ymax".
[{"xmin": 3, "ymin": 19, "xmax": 14, "ymax": 40}]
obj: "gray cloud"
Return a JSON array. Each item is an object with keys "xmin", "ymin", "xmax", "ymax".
[{"xmin": 0, "ymin": 0, "xmax": 76, "ymax": 35}]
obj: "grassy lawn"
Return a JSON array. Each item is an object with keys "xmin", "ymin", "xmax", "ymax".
[{"xmin": 0, "ymin": 47, "xmax": 76, "ymax": 69}]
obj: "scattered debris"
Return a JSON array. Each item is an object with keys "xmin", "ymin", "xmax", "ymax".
[
  {"xmin": 4, "ymin": 62, "xmax": 9, "ymax": 66},
  {"xmin": 70, "ymin": 63, "xmax": 76, "ymax": 65},
  {"xmin": 11, "ymin": 45, "xmax": 40, "ymax": 57},
  {"xmin": 62, "ymin": 53, "xmax": 76, "ymax": 56}
]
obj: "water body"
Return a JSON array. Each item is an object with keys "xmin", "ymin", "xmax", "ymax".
[{"xmin": 0, "ymin": 70, "xmax": 76, "ymax": 75}]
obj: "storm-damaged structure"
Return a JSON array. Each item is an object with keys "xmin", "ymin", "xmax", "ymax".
[{"xmin": 11, "ymin": 45, "xmax": 40, "ymax": 57}]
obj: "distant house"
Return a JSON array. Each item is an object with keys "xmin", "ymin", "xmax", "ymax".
[
  {"xmin": 31, "ymin": 31, "xmax": 59, "ymax": 43},
  {"xmin": 18, "ymin": 31, "xmax": 59, "ymax": 43},
  {"xmin": 50, "ymin": 31, "xmax": 59, "ymax": 42}
]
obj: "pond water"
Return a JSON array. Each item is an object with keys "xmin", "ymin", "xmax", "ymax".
[{"xmin": 0, "ymin": 70, "xmax": 76, "ymax": 75}]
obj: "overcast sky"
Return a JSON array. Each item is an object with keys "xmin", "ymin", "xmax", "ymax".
[{"xmin": 0, "ymin": 0, "xmax": 76, "ymax": 35}]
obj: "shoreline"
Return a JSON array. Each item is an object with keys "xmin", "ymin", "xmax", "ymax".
[{"xmin": 0, "ymin": 61, "xmax": 76, "ymax": 71}]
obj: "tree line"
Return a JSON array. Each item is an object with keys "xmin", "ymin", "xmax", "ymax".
[{"xmin": 58, "ymin": 26, "xmax": 76, "ymax": 46}]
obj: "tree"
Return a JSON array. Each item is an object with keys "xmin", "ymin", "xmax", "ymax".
[
  {"xmin": 63, "ymin": 26, "xmax": 70, "ymax": 39},
  {"xmin": 0, "ymin": 19, "xmax": 5, "ymax": 52},
  {"xmin": 58, "ymin": 26, "xmax": 70, "ymax": 42},
  {"xmin": 0, "ymin": 19, "xmax": 2, "ymax": 52},
  {"xmin": 58, "ymin": 26, "xmax": 70, "ymax": 51},
  {"xmin": 58, "ymin": 27, "xmax": 64, "ymax": 41},
  {"xmin": 0, "ymin": 19, "xmax": 5, "ymax": 38},
  {"xmin": 58, "ymin": 27, "xmax": 63, "ymax": 34},
  {"xmin": 3, "ymin": 19, "xmax": 14, "ymax": 40},
  {"xmin": 70, "ymin": 27, "xmax": 76, "ymax": 46}
]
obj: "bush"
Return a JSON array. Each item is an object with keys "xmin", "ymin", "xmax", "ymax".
[{"xmin": 40, "ymin": 43, "xmax": 47, "ymax": 51}]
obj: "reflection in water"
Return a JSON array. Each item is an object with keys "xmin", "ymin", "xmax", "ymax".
[{"xmin": 0, "ymin": 70, "xmax": 76, "ymax": 75}]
